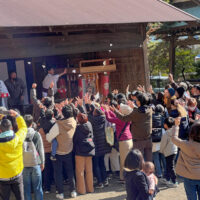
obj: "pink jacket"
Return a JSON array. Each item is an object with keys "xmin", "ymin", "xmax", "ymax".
[{"xmin": 105, "ymin": 110, "xmax": 132, "ymax": 141}]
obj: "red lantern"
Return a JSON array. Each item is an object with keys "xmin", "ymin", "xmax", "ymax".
[
  {"xmin": 57, "ymin": 78, "xmax": 67, "ymax": 99},
  {"xmin": 78, "ymin": 78, "xmax": 83, "ymax": 98},
  {"xmin": 101, "ymin": 74, "xmax": 109, "ymax": 96}
]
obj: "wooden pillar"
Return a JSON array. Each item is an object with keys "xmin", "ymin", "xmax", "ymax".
[
  {"xmin": 169, "ymin": 37, "xmax": 176, "ymax": 76},
  {"xmin": 141, "ymin": 24, "xmax": 150, "ymax": 90}
]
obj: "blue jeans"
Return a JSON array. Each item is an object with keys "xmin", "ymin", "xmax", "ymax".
[
  {"xmin": 160, "ymin": 153, "xmax": 167, "ymax": 177},
  {"xmin": 153, "ymin": 151, "xmax": 166, "ymax": 178},
  {"xmin": 52, "ymin": 138, "xmax": 58, "ymax": 156},
  {"xmin": 23, "ymin": 165, "xmax": 43, "ymax": 200},
  {"xmin": 93, "ymin": 155, "xmax": 107, "ymax": 184},
  {"xmin": 153, "ymin": 151, "xmax": 162, "ymax": 177},
  {"xmin": 184, "ymin": 177, "xmax": 200, "ymax": 200}
]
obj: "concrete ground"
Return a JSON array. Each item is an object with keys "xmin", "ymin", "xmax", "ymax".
[{"xmin": 43, "ymin": 177, "xmax": 187, "ymax": 200}]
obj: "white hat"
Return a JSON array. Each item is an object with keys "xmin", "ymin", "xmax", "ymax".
[{"xmin": 119, "ymin": 104, "xmax": 133, "ymax": 115}]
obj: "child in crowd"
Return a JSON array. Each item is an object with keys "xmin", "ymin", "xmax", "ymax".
[
  {"xmin": 124, "ymin": 149, "xmax": 151, "ymax": 200},
  {"xmin": 143, "ymin": 162, "xmax": 159, "ymax": 200},
  {"xmin": 160, "ymin": 117, "xmax": 178, "ymax": 188}
]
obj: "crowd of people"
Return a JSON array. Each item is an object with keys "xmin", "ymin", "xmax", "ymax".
[{"xmin": 0, "ymin": 72, "xmax": 200, "ymax": 200}]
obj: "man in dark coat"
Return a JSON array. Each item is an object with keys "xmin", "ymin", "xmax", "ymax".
[{"xmin": 5, "ymin": 71, "xmax": 25, "ymax": 109}]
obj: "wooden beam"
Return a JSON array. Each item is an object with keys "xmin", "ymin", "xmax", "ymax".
[
  {"xmin": 0, "ymin": 31, "xmax": 142, "ymax": 47},
  {"xmin": 0, "ymin": 23, "xmax": 141, "ymax": 35},
  {"xmin": 169, "ymin": 37, "xmax": 176, "ymax": 75},
  {"xmin": 175, "ymin": 38, "xmax": 200, "ymax": 46},
  {"xmin": 80, "ymin": 64, "xmax": 116, "ymax": 74},
  {"xmin": 0, "ymin": 32, "xmax": 142, "ymax": 59}
]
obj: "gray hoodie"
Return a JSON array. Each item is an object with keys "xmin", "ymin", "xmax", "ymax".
[
  {"xmin": 25, "ymin": 128, "xmax": 45, "ymax": 165},
  {"xmin": 160, "ymin": 126, "xmax": 178, "ymax": 157}
]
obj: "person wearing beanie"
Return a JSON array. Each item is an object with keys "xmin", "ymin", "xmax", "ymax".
[
  {"xmin": 176, "ymin": 87, "xmax": 186, "ymax": 107},
  {"xmin": 176, "ymin": 87, "xmax": 185, "ymax": 99},
  {"xmin": 168, "ymin": 88, "xmax": 175, "ymax": 97},
  {"xmin": 164, "ymin": 88, "xmax": 176, "ymax": 113}
]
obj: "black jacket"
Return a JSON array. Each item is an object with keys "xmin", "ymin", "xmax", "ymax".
[
  {"xmin": 90, "ymin": 115, "xmax": 111, "ymax": 156},
  {"xmin": 73, "ymin": 122, "xmax": 95, "ymax": 156},
  {"xmin": 124, "ymin": 170, "xmax": 150, "ymax": 200},
  {"xmin": 5, "ymin": 78, "xmax": 25, "ymax": 107}
]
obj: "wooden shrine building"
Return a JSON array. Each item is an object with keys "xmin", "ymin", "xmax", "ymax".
[{"xmin": 0, "ymin": 0, "xmax": 197, "ymax": 101}]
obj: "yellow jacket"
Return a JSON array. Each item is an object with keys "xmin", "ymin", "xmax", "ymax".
[{"xmin": 0, "ymin": 116, "xmax": 27, "ymax": 179}]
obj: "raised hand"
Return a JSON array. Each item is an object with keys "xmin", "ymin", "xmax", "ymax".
[
  {"xmin": 32, "ymin": 83, "xmax": 37, "ymax": 89},
  {"xmin": 168, "ymin": 73, "xmax": 174, "ymax": 83},
  {"xmin": 148, "ymin": 85, "xmax": 154, "ymax": 94},
  {"xmin": 50, "ymin": 82, "xmax": 54, "ymax": 89},
  {"xmin": 9, "ymin": 109, "xmax": 18, "ymax": 117},
  {"xmin": 175, "ymin": 117, "xmax": 181, "ymax": 126},
  {"xmin": 127, "ymin": 100, "xmax": 135, "ymax": 109},
  {"xmin": 101, "ymin": 104, "xmax": 109, "ymax": 111},
  {"xmin": 77, "ymin": 96, "xmax": 83, "ymax": 106},
  {"xmin": 126, "ymin": 85, "xmax": 130, "ymax": 94}
]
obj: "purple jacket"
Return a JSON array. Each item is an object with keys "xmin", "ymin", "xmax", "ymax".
[{"xmin": 105, "ymin": 110, "xmax": 132, "ymax": 141}]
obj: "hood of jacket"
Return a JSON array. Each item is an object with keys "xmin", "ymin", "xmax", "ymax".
[
  {"xmin": 92, "ymin": 115, "xmax": 105, "ymax": 125},
  {"xmin": 78, "ymin": 122, "xmax": 92, "ymax": 136},
  {"xmin": 26, "ymin": 128, "xmax": 35, "ymax": 140}
]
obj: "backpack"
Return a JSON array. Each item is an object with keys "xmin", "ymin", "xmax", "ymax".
[
  {"xmin": 23, "ymin": 132, "xmax": 39, "ymax": 167},
  {"xmin": 152, "ymin": 114, "xmax": 163, "ymax": 143}
]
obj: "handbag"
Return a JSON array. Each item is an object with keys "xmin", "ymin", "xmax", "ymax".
[{"xmin": 105, "ymin": 126, "xmax": 115, "ymax": 146}]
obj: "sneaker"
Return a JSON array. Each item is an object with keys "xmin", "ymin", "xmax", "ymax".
[
  {"xmin": 95, "ymin": 183, "xmax": 104, "ymax": 189},
  {"xmin": 166, "ymin": 181, "xmax": 178, "ymax": 188},
  {"xmin": 104, "ymin": 179, "xmax": 109, "ymax": 187},
  {"xmin": 44, "ymin": 190, "xmax": 50, "ymax": 194},
  {"xmin": 71, "ymin": 191, "xmax": 77, "ymax": 198},
  {"xmin": 50, "ymin": 155, "xmax": 56, "ymax": 161},
  {"xmin": 159, "ymin": 178, "xmax": 168, "ymax": 185},
  {"xmin": 56, "ymin": 193, "xmax": 64, "ymax": 200}
]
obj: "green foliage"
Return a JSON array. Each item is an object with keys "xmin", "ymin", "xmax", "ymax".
[
  {"xmin": 148, "ymin": 40, "xmax": 169, "ymax": 76},
  {"xmin": 148, "ymin": 40, "xmax": 196, "ymax": 79},
  {"xmin": 192, "ymin": 61, "xmax": 200, "ymax": 78},
  {"xmin": 174, "ymin": 47, "xmax": 196, "ymax": 78}
]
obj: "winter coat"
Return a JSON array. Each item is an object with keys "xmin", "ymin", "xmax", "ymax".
[
  {"xmin": 30, "ymin": 88, "xmax": 54, "ymax": 122},
  {"xmin": 105, "ymin": 110, "xmax": 132, "ymax": 141},
  {"xmin": 46, "ymin": 117, "xmax": 77, "ymax": 155},
  {"xmin": 115, "ymin": 106, "xmax": 152, "ymax": 140},
  {"xmin": 73, "ymin": 122, "xmax": 95, "ymax": 156},
  {"xmin": 172, "ymin": 126, "xmax": 200, "ymax": 180},
  {"xmin": 25, "ymin": 128, "xmax": 45, "ymax": 165},
  {"xmin": 90, "ymin": 115, "xmax": 111, "ymax": 156},
  {"xmin": 124, "ymin": 170, "xmax": 150, "ymax": 200},
  {"xmin": 39, "ymin": 118, "xmax": 55, "ymax": 153},
  {"xmin": 160, "ymin": 128, "xmax": 178, "ymax": 157},
  {"xmin": 170, "ymin": 109, "xmax": 189, "ymax": 140},
  {"xmin": 0, "ymin": 116, "xmax": 27, "ymax": 179},
  {"xmin": 5, "ymin": 78, "xmax": 25, "ymax": 107}
]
